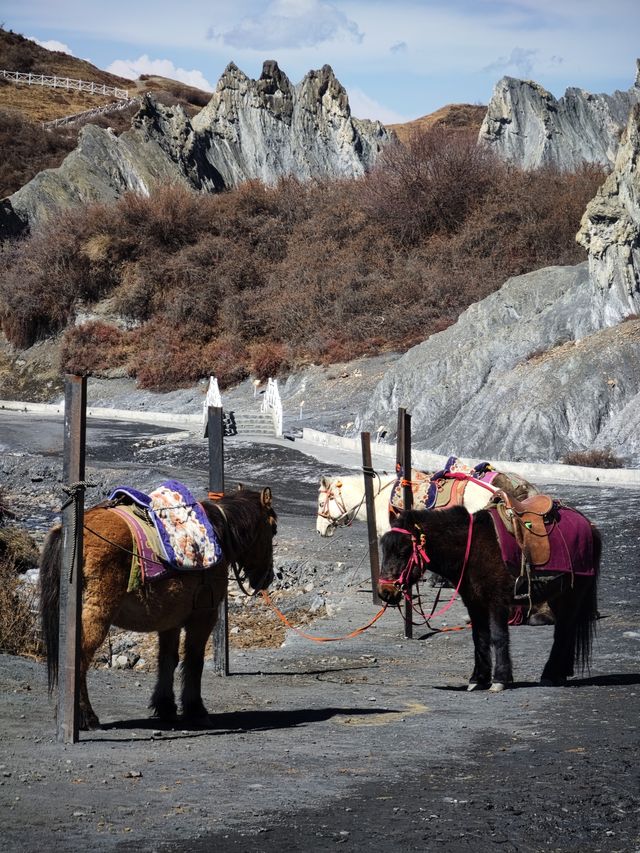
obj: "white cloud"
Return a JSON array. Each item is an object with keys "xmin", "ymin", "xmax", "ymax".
[
  {"xmin": 347, "ymin": 87, "xmax": 410, "ymax": 125},
  {"xmin": 106, "ymin": 55, "xmax": 213, "ymax": 90},
  {"xmin": 210, "ymin": 0, "xmax": 364, "ymax": 50},
  {"xmin": 30, "ymin": 37, "xmax": 73, "ymax": 55},
  {"xmin": 483, "ymin": 46, "xmax": 540, "ymax": 77}
]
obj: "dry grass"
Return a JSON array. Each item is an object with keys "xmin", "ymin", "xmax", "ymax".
[
  {"xmin": 388, "ymin": 104, "xmax": 487, "ymax": 143},
  {"xmin": 562, "ymin": 448, "xmax": 625, "ymax": 468},
  {"xmin": 0, "ymin": 500, "xmax": 41, "ymax": 657}
]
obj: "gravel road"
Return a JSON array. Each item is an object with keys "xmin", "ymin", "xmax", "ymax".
[{"xmin": 1, "ymin": 412, "xmax": 639, "ymax": 852}]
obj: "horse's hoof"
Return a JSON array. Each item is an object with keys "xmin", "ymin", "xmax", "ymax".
[
  {"xmin": 489, "ymin": 682, "xmax": 506, "ymax": 693},
  {"xmin": 150, "ymin": 699, "xmax": 178, "ymax": 721},
  {"xmin": 540, "ymin": 676, "xmax": 567, "ymax": 687},
  {"xmin": 79, "ymin": 712, "xmax": 101, "ymax": 731},
  {"xmin": 467, "ymin": 682, "xmax": 489, "ymax": 692}
]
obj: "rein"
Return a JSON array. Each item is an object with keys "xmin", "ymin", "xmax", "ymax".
[
  {"xmin": 380, "ymin": 513, "xmax": 475, "ymax": 621},
  {"xmin": 260, "ymin": 590, "xmax": 388, "ymax": 642}
]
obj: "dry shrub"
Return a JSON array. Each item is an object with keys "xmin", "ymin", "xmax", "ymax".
[
  {"xmin": 0, "ymin": 521, "xmax": 41, "ymax": 657},
  {"xmin": 0, "ymin": 144, "xmax": 606, "ymax": 387},
  {"xmin": 562, "ymin": 448, "xmax": 625, "ymax": 469},
  {"xmin": 60, "ymin": 321, "xmax": 130, "ymax": 375},
  {"xmin": 0, "ymin": 108, "xmax": 77, "ymax": 197},
  {"xmin": 249, "ymin": 341, "xmax": 291, "ymax": 380}
]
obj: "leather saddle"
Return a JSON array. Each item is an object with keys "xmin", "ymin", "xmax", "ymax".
[{"xmin": 493, "ymin": 490, "xmax": 556, "ymax": 567}]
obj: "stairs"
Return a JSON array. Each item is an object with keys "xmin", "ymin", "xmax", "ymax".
[{"xmin": 226, "ymin": 409, "xmax": 277, "ymax": 437}]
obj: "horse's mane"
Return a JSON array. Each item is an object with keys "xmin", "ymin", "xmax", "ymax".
[{"xmin": 201, "ymin": 490, "xmax": 276, "ymax": 561}]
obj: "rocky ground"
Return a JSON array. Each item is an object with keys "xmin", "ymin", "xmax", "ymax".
[{"xmin": 0, "ymin": 399, "xmax": 639, "ymax": 851}]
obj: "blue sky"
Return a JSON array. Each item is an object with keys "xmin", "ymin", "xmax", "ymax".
[{"xmin": 3, "ymin": 0, "xmax": 639, "ymax": 123}]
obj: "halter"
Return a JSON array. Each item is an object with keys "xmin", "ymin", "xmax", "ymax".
[
  {"xmin": 317, "ymin": 480, "xmax": 356, "ymax": 530},
  {"xmin": 379, "ymin": 513, "xmax": 475, "ymax": 607}
]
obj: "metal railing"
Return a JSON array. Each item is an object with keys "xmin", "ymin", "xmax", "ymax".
[
  {"xmin": 0, "ymin": 69, "xmax": 129, "ymax": 100},
  {"xmin": 260, "ymin": 377, "xmax": 283, "ymax": 437}
]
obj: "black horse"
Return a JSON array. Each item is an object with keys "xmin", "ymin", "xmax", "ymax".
[{"xmin": 378, "ymin": 504, "xmax": 601, "ymax": 691}]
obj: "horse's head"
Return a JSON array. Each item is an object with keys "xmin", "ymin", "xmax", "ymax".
[
  {"xmin": 316, "ymin": 475, "xmax": 355, "ymax": 537},
  {"xmin": 206, "ymin": 488, "xmax": 277, "ymax": 593},
  {"xmin": 377, "ymin": 514, "xmax": 430, "ymax": 605}
]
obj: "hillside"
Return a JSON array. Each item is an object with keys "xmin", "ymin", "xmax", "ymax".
[
  {"xmin": 389, "ymin": 103, "xmax": 486, "ymax": 143},
  {"xmin": 0, "ymin": 28, "xmax": 216, "ymax": 198}
]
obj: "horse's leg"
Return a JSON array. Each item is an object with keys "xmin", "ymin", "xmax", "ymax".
[
  {"xmin": 181, "ymin": 610, "xmax": 217, "ymax": 723},
  {"xmin": 541, "ymin": 588, "xmax": 582, "ymax": 685},
  {"xmin": 489, "ymin": 607, "xmax": 513, "ymax": 692},
  {"xmin": 150, "ymin": 627, "xmax": 181, "ymax": 720},
  {"xmin": 467, "ymin": 604, "xmax": 492, "ymax": 690},
  {"xmin": 78, "ymin": 607, "xmax": 113, "ymax": 730}
]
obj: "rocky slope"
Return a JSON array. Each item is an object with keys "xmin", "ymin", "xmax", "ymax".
[
  {"xmin": 358, "ymin": 106, "xmax": 640, "ymax": 464},
  {"xmin": 479, "ymin": 60, "xmax": 640, "ymax": 170},
  {"xmin": 0, "ymin": 61, "xmax": 390, "ymax": 236}
]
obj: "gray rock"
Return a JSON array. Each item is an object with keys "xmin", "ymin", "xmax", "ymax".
[
  {"xmin": 1, "ymin": 62, "xmax": 390, "ymax": 236},
  {"xmin": 577, "ymin": 104, "xmax": 640, "ymax": 322},
  {"xmin": 479, "ymin": 60, "xmax": 640, "ymax": 170},
  {"xmin": 358, "ymin": 106, "xmax": 640, "ymax": 463}
]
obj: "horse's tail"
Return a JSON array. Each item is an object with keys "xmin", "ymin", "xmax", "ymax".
[
  {"xmin": 39, "ymin": 524, "xmax": 62, "ymax": 692},
  {"xmin": 575, "ymin": 524, "xmax": 602, "ymax": 672}
]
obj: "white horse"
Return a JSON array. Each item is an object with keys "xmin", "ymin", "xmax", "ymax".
[{"xmin": 316, "ymin": 467, "xmax": 537, "ymax": 537}]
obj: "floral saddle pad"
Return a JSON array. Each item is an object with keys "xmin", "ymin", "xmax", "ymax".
[{"xmin": 108, "ymin": 480, "xmax": 222, "ymax": 573}]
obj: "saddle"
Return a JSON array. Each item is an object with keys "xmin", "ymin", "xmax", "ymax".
[{"xmin": 493, "ymin": 490, "xmax": 555, "ymax": 568}]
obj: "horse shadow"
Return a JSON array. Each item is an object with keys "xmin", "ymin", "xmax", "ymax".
[{"xmin": 95, "ymin": 706, "xmax": 395, "ymax": 741}]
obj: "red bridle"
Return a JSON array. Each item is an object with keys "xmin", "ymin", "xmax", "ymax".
[{"xmin": 379, "ymin": 514, "xmax": 475, "ymax": 609}]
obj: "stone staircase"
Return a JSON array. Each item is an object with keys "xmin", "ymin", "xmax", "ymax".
[{"xmin": 226, "ymin": 408, "xmax": 277, "ymax": 437}]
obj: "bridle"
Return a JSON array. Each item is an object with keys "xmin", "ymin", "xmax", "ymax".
[
  {"xmin": 379, "ymin": 513, "xmax": 475, "ymax": 608},
  {"xmin": 318, "ymin": 474, "xmax": 393, "ymax": 532},
  {"xmin": 318, "ymin": 479, "xmax": 356, "ymax": 530}
]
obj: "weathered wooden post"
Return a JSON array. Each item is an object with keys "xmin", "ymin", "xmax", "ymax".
[
  {"xmin": 57, "ymin": 374, "xmax": 87, "ymax": 743},
  {"xmin": 396, "ymin": 407, "xmax": 413, "ymax": 639},
  {"xmin": 207, "ymin": 405, "xmax": 229, "ymax": 676},
  {"xmin": 360, "ymin": 432, "xmax": 381, "ymax": 604}
]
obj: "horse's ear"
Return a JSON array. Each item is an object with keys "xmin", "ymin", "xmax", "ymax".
[
  {"xmin": 261, "ymin": 487, "xmax": 272, "ymax": 509},
  {"xmin": 320, "ymin": 475, "xmax": 330, "ymax": 488},
  {"xmin": 236, "ymin": 483, "xmax": 244, "ymax": 491}
]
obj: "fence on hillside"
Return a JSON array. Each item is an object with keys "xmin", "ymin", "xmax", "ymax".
[
  {"xmin": 44, "ymin": 96, "xmax": 141, "ymax": 128},
  {"xmin": 1, "ymin": 69, "xmax": 129, "ymax": 99}
]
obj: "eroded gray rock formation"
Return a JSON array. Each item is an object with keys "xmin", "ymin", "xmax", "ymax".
[
  {"xmin": 0, "ymin": 61, "xmax": 389, "ymax": 236},
  {"xmin": 359, "ymin": 107, "xmax": 640, "ymax": 464},
  {"xmin": 479, "ymin": 60, "xmax": 640, "ymax": 171},
  {"xmin": 192, "ymin": 61, "xmax": 386, "ymax": 185}
]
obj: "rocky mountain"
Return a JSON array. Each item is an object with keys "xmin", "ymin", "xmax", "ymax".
[
  {"xmin": 358, "ymin": 105, "xmax": 640, "ymax": 464},
  {"xmin": 0, "ymin": 61, "xmax": 390, "ymax": 237},
  {"xmin": 479, "ymin": 60, "xmax": 640, "ymax": 171}
]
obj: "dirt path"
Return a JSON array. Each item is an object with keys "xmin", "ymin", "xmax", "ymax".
[{"xmin": 2, "ymin": 477, "xmax": 640, "ymax": 852}]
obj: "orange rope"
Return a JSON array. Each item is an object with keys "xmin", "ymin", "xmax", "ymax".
[
  {"xmin": 207, "ymin": 491, "xmax": 224, "ymax": 500},
  {"xmin": 260, "ymin": 590, "xmax": 388, "ymax": 642}
]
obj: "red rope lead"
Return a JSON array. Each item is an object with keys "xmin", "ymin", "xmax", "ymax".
[{"xmin": 260, "ymin": 590, "xmax": 388, "ymax": 642}]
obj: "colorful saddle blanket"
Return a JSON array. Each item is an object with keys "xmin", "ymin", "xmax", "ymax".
[
  {"xmin": 487, "ymin": 504, "xmax": 595, "ymax": 576},
  {"xmin": 108, "ymin": 480, "xmax": 222, "ymax": 581},
  {"xmin": 390, "ymin": 457, "xmax": 498, "ymax": 514}
]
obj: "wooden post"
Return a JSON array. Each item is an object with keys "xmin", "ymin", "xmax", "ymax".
[
  {"xmin": 57, "ymin": 375, "xmax": 87, "ymax": 743},
  {"xmin": 207, "ymin": 406, "xmax": 229, "ymax": 676},
  {"xmin": 396, "ymin": 408, "xmax": 413, "ymax": 639},
  {"xmin": 361, "ymin": 432, "xmax": 381, "ymax": 605}
]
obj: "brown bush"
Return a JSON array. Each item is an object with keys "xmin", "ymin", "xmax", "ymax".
[
  {"xmin": 60, "ymin": 321, "xmax": 130, "ymax": 376},
  {"xmin": 0, "ymin": 517, "xmax": 41, "ymax": 657},
  {"xmin": 562, "ymin": 448, "xmax": 625, "ymax": 469},
  {"xmin": 249, "ymin": 342, "xmax": 291, "ymax": 380},
  {"xmin": 0, "ymin": 108, "xmax": 77, "ymax": 197},
  {"xmin": 0, "ymin": 145, "xmax": 605, "ymax": 388}
]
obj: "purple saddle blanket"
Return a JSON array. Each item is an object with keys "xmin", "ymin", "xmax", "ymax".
[
  {"xmin": 108, "ymin": 479, "xmax": 222, "ymax": 571},
  {"xmin": 487, "ymin": 504, "xmax": 596, "ymax": 576}
]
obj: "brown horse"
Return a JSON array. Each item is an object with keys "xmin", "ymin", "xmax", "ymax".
[
  {"xmin": 40, "ymin": 488, "xmax": 277, "ymax": 729},
  {"xmin": 378, "ymin": 504, "xmax": 600, "ymax": 691}
]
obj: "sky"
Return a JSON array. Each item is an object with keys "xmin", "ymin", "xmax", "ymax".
[{"xmin": 2, "ymin": 0, "xmax": 639, "ymax": 124}]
